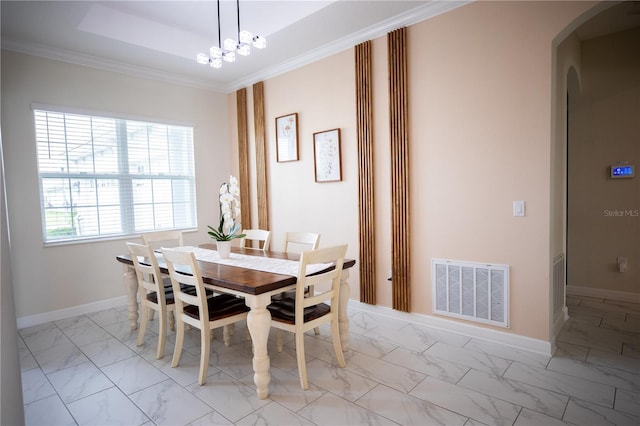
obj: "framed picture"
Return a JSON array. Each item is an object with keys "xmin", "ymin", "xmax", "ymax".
[
  {"xmin": 313, "ymin": 128, "xmax": 342, "ymax": 182},
  {"xmin": 275, "ymin": 113, "xmax": 299, "ymax": 162}
]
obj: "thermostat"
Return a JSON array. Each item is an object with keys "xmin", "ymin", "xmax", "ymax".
[{"xmin": 611, "ymin": 164, "xmax": 634, "ymax": 178}]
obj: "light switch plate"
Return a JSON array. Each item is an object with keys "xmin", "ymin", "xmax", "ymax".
[{"xmin": 513, "ymin": 200, "xmax": 525, "ymax": 217}]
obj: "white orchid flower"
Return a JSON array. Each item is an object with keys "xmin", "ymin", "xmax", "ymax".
[
  {"xmin": 208, "ymin": 176, "xmax": 246, "ymax": 242},
  {"xmin": 220, "ymin": 193, "xmax": 234, "ymax": 205}
]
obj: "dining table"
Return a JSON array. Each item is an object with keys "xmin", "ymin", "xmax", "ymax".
[{"xmin": 115, "ymin": 243, "xmax": 355, "ymax": 399}]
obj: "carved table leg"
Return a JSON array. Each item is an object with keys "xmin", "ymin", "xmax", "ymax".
[
  {"xmin": 122, "ymin": 265, "xmax": 138, "ymax": 330},
  {"xmin": 339, "ymin": 269, "xmax": 351, "ymax": 351},
  {"xmin": 245, "ymin": 294, "xmax": 272, "ymax": 399}
]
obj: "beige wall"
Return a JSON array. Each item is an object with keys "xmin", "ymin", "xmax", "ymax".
[
  {"xmin": 263, "ymin": 51, "xmax": 361, "ymax": 270},
  {"xmin": 1, "ymin": 128, "xmax": 25, "ymax": 425},
  {"xmin": 568, "ymin": 27, "xmax": 640, "ymax": 295},
  {"xmin": 1, "ymin": 51, "xmax": 230, "ymax": 318},
  {"xmin": 236, "ymin": 1, "xmax": 596, "ymax": 341}
]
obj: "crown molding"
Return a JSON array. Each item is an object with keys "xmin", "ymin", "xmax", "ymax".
[
  {"xmin": 227, "ymin": 1, "xmax": 469, "ymax": 92},
  {"xmin": 1, "ymin": 37, "xmax": 225, "ymax": 92},
  {"xmin": 2, "ymin": 1, "xmax": 469, "ymax": 94}
]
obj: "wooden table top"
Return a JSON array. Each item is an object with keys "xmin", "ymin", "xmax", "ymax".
[{"xmin": 116, "ymin": 243, "xmax": 355, "ymax": 296}]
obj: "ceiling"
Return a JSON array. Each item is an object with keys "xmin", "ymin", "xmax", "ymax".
[
  {"xmin": 2, "ymin": 1, "xmax": 639, "ymax": 94},
  {"xmin": 1, "ymin": 0, "xmax": 468, "ymax": 93}
]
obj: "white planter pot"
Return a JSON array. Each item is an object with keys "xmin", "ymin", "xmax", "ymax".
[{"xmin": 216, "ymin": 240, "xmax": 232, "ymax": 259}]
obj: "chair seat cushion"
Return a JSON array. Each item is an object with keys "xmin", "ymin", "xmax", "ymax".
[
  {"xmin": 267, "ymin": 297, "xmax": 330, "ymax": 324},
  {"xmin": 147, "ymin": 285, "xmax": 193, "ymax": 305},
  {"xmin": 272, "ymin": 287, "xmax": 311, "ymax": 300},
  {"xmin": 183, "ymin": 294, "xmax": 249, "ymax": 321},
  {"xmin": 154, "ymin": 279, "xmax": 212, "ymax": 299},
  {"xmin": 147, "ymin": 290, "xmax": 175, "ymax": 304}
]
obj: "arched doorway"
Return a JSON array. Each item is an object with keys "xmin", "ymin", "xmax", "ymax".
[{"xmin": 552, "ymin": 1, "xmax": 640, "ymax": 340}]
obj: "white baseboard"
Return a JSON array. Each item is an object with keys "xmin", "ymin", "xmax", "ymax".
[
  {"xmin": 550, "ymin": 306, "xmax": 569, "ymax": 350},
  {"xmin": 17, "ymin": 295, "xmax": 128, "ymax": 329},
  {"xmin": 552, "ymin": 306, "xmax": 569, "ymax": 335},
  {"xmin": 18, "ymin": 296, "xmax": 556, "ymax": 357},
  {"xmin": 566, "ymin": 285, "xmax": 640, "ymax": 303},
  {"xmin": 347, "ymin": 300, "xmax": 553, "ymax": 357}
]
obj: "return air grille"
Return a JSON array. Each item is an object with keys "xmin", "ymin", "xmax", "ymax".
[
  {"xmin": 552, "ymin": 254, "xmax": 566, "ymax": 317},
  {"xmin": 432, "ymin": 259, "xmax": 509, "ymax": 328}
]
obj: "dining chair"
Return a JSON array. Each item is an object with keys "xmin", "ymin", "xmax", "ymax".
[
  {"xmin": 267, "ymin": 244, "xmax": 348, "ymax": 390},
  {"xmin": 239, "ymin": 229, "xmax": 271, "ymax": 251},
  {"xmin": 162, "ymin": 248, "xmax": 250, "ymax": 385},
  {"xmin": 141, "ymin": 229, "xmax": 184, "ymax": 249},
  {"xmin": 141, "ymin": 230, "xmax": 185, "ymax": 321},
  {"xmin": 127, "ymin": 242, "xmax": 176, "ymax": 359},
  {"xmin": 282, "ymin": 231, "xmax": 322, "ymax": 334},
  {"xmin": 282, "ymin": 231, "xmax": 320, "ymax": 254}
]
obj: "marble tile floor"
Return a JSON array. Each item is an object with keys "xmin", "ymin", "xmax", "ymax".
[{"xmin": 19, "ymin": 295, "xmax": 640, "ymax": 426}]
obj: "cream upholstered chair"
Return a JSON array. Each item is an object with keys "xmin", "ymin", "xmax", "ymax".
[
  {"xmin": 267, "ymin": 244, "xmax": 348, "ymax": 390},
  {"xmin": 127, "ymin": 242, "xmax": 176, "ymax": 359},
  {"xmin": 239, "ymin": 229, "xmax": 271, "ymax": 251},
  {"xmin": 282, "ymin": 232, "xmax": 320, "ymax": 254},
  {"xmin": 162, "ymin": 248, "xmax": 249, "ymax": 385}
]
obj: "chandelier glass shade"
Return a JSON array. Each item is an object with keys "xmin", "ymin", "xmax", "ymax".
[{"xmin": 197, "ymin": 0, "xmax": 266, "ymax": 69}]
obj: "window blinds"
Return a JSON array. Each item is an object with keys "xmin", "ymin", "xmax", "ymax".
[{"xmin": 34, "ymin": 109, "xmax": 197, "ymax": 243}]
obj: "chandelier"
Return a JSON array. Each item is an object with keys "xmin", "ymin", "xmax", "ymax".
[{"xmin": 197, "ymin": 0, "xmax": 266, "ymax": 69}]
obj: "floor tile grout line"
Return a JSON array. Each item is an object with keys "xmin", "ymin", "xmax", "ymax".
[
  {"xmin": 27, "ymin": 318, "xmax": 174, "ymax": 425},
  {"xmin": 350, "ymin": 383, "xmax": 413, "ymax": 426},
  {"xmin": 19, "ymin": 323, "xmax": 88, "ymax": 414}
]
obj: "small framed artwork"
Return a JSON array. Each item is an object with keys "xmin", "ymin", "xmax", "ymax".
[
  {"xmin": 313, "ymin": 128, "xmax": 342, "ymax": 182},
  {"xmin": 275, "ymin": 113, "xmax": 299, "ymax": 162}
]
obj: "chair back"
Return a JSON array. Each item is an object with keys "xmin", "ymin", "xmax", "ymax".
[
  {"xmin": 161, "ymin": 248, "xmax": 209, "ymax": 328},
  {"xmin": 282, "ymin": 232, "xmax": 320, "ymax": 254},
  {"xmin": 295, "ymin": 244, "xmax": 347, "ymax": 320},
  {"xmin": 142, "ymin": 230, "xmax": 184, "ymax": 250},
  {"xmin": 127, "ymin": 242, "xmax": 167, "ymax": 307},
  {"xmin": 239, "ymin": 229, "xmax": 271, "ymax": 251}
]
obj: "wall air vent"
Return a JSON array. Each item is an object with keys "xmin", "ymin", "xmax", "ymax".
[
  {"xmin": 432, "ymin": 259, "xmax": 509, "ymax": 328},
  {"xmin": 553, "ymin": 254, "xmax": 566, "ymax": 318}
]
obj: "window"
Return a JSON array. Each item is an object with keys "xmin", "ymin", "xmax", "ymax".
[{"xmin": 34, "ymin": 107, "xmax": 197, "ymax": 243}]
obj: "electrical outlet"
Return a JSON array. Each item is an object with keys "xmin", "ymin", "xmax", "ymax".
[{"xmin": 618, "ymin": 256, "xmax": 628, "ymax": 273}]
